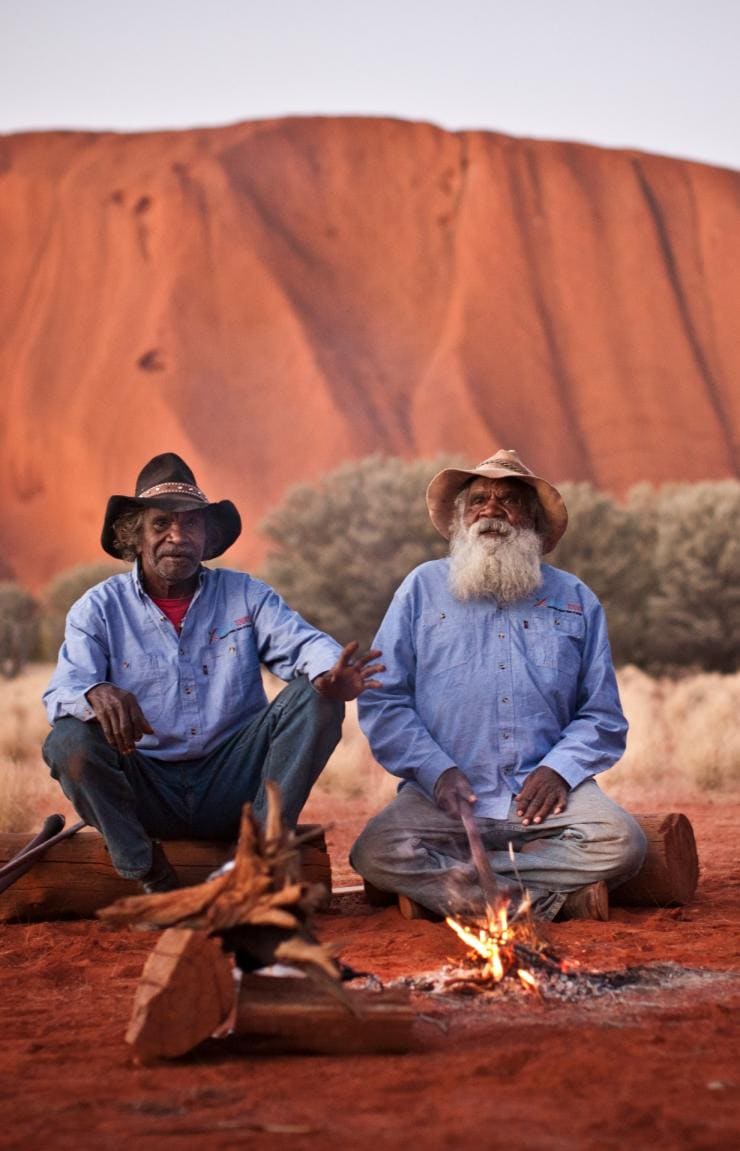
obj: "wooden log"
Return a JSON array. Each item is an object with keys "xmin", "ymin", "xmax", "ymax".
[
  {"xmin": 364, "ymin": 812, "xmax": 699, "ymax": 913},
  {"xmin": 234, "ymin": 974, "xmax": 415, "ymax": 1054},
  {"xmin": 126, "ymin": 928, "xmax": 235, "ymax": 1063},
  {"xmin": 0, "ymin": 826, "xmax": 331, "ymax": 922},
  {"xmin": 611, "ymin": 812, "xmax": 699, "ymax": 907}
]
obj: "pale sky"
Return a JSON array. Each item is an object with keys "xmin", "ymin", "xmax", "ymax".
[{"xmin": 1, "ymin": 0, "xmax": 738, "ymax": 170}]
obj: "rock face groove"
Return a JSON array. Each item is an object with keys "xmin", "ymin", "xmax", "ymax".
[{"xmin": 1, "ymin": 116, "xmax": 738, "ymax": 585}]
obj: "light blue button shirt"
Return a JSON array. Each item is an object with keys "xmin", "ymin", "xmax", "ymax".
[
  {"xmin": 43, "ymin": 565, "xmax": 342, "ymax": 760},
  {"xmin": 358, "ymin": 559, "xmax": 627, "ymax": 818}
]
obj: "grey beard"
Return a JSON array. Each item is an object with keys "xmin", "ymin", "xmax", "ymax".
[{"xmin": 448, "ymin": 518, "xmax": 543, "ymax": 603}]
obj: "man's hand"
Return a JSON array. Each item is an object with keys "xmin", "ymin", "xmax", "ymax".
[
  {"xmin": 515, "ymin": 765, "xmax": 569, "ymax": 826},
  {"xmin": 85, "ymin": 684, "xmax": 154, "ymax": 755},
  {"xmin": 433, "ymin": 767, "xmax": 477, "ymax": 818},
  {"xmin": 312, "ymin": 642, "xmax": 384, "ymax": 702}
]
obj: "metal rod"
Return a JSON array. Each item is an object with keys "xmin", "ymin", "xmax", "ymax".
[{"xmin": 0, "ymin": 818, "xmax": 87, "ymax": 885}]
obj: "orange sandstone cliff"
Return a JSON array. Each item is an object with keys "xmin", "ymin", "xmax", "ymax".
[{"xmin": 0, "ymin": 116, "xmax": 738, "ymax": 586}]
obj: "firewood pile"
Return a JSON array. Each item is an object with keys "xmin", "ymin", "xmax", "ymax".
[{"xmin": 98, "ymin": 782, "xmax": 414, "ymax": 1062}]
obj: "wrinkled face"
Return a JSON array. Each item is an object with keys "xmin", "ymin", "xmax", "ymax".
[
  {"xmin": 461, "ymin": 477, "xmax": 536, "ymax": 535},
  {"xmin": 137, "ymin": 508, "xmax": 207, "ymax": 590}
]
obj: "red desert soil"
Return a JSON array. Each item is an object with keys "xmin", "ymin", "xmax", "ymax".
[{"xmin": 1, "ymin": 798, "xmax": 738, "ymax": 1151}]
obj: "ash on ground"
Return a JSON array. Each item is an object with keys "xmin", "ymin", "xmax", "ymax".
[{"xmin": 381, "ymin": 962, "xmax": 734, "ymax": 1005}]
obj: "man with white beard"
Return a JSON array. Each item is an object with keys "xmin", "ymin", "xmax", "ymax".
[{"xmin": 351, "ymin": 449, "xmax": 646, "ymax": 921}]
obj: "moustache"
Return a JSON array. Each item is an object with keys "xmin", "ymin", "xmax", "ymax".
[{"xmin": 471, "ymin": 518, "xmax": 513, "ymax": 538}]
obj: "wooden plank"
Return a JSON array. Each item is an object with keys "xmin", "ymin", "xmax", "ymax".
[
  {"xmin": 611, "ymin": 812, "xmax": 699, "ymax": 907},
  {"xmin": 234, "ymin": 974, "xmax": 415, "ymax": 1054},
  {"xmin": 126, "ymin": 928, "xmax": 235, "ymax": 1063},
  {"xmin": 0, "ymin": 827, "xmax": 331, "ymax": 921}
]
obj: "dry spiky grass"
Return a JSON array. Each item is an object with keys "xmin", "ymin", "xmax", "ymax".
[
  {"xmin": 0, "ymin": 665, "xmax": 76, "ymax": 832},
  {"xmin": 603, "ymin": 666, "xmax": 740, "ymax": 804},
  {"xmin": 1, "ymin": 665, "xmax": 738, "ymax": 834}
]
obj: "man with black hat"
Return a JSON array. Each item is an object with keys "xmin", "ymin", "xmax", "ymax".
[
  {"xmin": 43, "ymin": 453, "xmax": 382, "ymax": 893},
  {"xmin": 351, "ymin": 449, "xmax": 646, "ymax": 922}
]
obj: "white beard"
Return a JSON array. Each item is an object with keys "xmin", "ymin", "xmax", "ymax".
[{"xmin": 448, "ymin": 516, "xmax": 543, "ymax": 604}]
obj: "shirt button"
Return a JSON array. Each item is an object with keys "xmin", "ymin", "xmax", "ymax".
[
  {"xmin": 498, "ymin": 633, "xmax": 505, "ymax": 639},
  {"xmin": 502, "ymin": 732, "xmax": 511, "ymax": 740},
  {"xmin": 502, "ymin": 696, "xmax": 509, "ymax": 703},
  {"xmin": 185, "ymin": 687, "xmax": 192, "ymax": 695},
  {"xmin": 190, "ymin": 727, "xmax": 197, "ymax": 735},
  {"xmin": 499, "ymin": 663, "xmax": 506, "ymax": 670}
]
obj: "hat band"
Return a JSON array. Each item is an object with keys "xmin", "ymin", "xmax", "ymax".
[
  {"xmin": 478, "ymin": 457, "xmax": 530, "ymax": 476},
  {"xmin": 137, "ymin": 482, "xmax": 208, "ymax": 502}
]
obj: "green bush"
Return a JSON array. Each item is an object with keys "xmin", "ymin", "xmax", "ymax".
[
  {"xmin": 40, "ymin": 562, "xmax": 128, "ymax": 660},
  {"xmin": 0, "ymin": 583, "xmax": 40, "ymax": 678},
  {"xmin": 259, "ymin": 455, "xmax": 461, "ymax": 649},
  {"xmin": 258, "ymin": 457, "xmax": 740, "ymax": 673},
  {"xmin": 549, "ymin": 482, "xmax": 657, "ymax": 667},
  {"xmin": 642, "ymin": 481, "xmax": 740, "ymax": 673}
]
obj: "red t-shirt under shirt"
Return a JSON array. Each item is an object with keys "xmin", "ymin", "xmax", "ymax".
[{"xmin": 151, "ymin": 594, "xmax": 193, "ymax": 633}]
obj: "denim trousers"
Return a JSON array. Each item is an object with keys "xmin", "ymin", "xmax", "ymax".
[
  {"xmin": 350, "ymin": 779, "xmax": 647, "ymax": 920},
  {"xmin": 42, "ymin": 676, "xmax": 344, "ymax": 879}
]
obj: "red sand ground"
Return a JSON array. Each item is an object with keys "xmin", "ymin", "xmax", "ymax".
[{"xmin": 1, "ymin": 799, "xmax": 738, "ymax": 1151}]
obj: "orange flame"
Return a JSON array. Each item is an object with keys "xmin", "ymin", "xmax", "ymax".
[{"xmin": 446, "ymin": 894, "xmax": 551, "ymax": 992}]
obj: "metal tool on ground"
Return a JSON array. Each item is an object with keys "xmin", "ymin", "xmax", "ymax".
[{"xmin": 0, "ymin": 816, "xmax": 87, "ymax": 892}]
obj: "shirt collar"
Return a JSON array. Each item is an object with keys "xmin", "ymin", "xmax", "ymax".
[{"xmin": 130, "ymin": 560, "xmax": 208, "ymax": 600}]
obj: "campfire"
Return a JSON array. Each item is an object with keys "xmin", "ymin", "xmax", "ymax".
[
  {"xmin": 439, "ymin": 805, "xmax": 568, "ymax": 995},
  {"xmin": 444, "ymin": 893, "xmax": 564, "ymax": 994}
]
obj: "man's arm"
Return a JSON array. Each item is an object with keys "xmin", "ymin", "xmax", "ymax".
[
  {"xmin": 357, "ymin": 583, "xmax": 461, "ymax": 801},
  {"xmin": 524, "ymin": 593, "xmax": 628, "ymax": 818},
  {"xmin": 42, "ymin": 593, "xmax": 115, "ymax": 725}
]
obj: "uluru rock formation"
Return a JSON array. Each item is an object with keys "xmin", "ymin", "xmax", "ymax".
[{"xmin": 0, "ymin": 116, "xmax": 738, "ymax": 587}]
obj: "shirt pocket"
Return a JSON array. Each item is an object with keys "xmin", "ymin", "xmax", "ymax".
[
  {"xmin": 415, "ymin": 608, "xmax": 471, "ymax": 679},
  {"xmin": 523, "ymin": 612, "xmax": 584, "ymax": 679},
  {"xmin": 114, "ymin": 655, "xmax": 165, "ymax": 723},
  {"xmin": 204, "ymin": 640, "xmax": 247, "ymax": 715}
]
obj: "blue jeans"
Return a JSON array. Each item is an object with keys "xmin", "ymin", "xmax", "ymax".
[
  {"xmin": 42, "ymin": 676, "xmax": 343, "ymax": 879},
  {"xmin": 350, "ymin": 780, "xmax": 647, "ymax": 920}
]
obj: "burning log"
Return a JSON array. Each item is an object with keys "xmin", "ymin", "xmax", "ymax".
[{"xmin": 0, "ymin": 822, "xmax": 330, "ymax": 922}]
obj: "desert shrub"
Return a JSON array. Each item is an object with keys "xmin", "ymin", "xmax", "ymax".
[
  {"xmin": 0, "ymin": 583, "xmax": 40, "ymax": 678},
  {"xmin": 39, "ymin": 562, "xmax": 127, "ymax": 660},
  {"xmin": 548, "ymin": 483, "xmax": 656, "ymax": 666},
  {"xmin": 259, "ymin": 455, "xmax": 462, "ymax": 648},
  {"xmin": 641, "ymin": 481, "xmax": 740, "ymax": 673}
]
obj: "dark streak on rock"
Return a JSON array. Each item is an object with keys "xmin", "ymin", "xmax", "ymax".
[
  {"xmin": 632, "ymin": 158, "xmax": 734, "ymax": 464},
  {"xmin": 217, "ymin": 134, "xmax": 397, "ymax": 447},
  {"xmin": 507, "ymin": 145, "xmax": 595, "ymax": 475}
]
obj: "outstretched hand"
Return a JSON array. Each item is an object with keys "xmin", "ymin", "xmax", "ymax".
[
  {"xmin": 516, "ymin": 765, "xmax": 569, "ymax": 825},
  {"xmin": 313, "ymin": 641, "xmax": 384, "ymax": 702},
  {"xmin": 85, "ymin": 683, "xmax": 154, "ymax": 755}
]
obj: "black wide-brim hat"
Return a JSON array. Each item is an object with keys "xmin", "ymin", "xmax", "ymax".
[{"xmin": 101, "ymin": 452, "xmax": 242, "ymax": 561}]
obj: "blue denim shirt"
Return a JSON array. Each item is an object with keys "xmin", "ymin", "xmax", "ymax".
[
  {"xmin": 357, "ymin": 559, "xmax": 627, "ymax": 818},
  {"xmin": 43, "ymin": 565, "xmax": 342, "ymax": 760}
]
